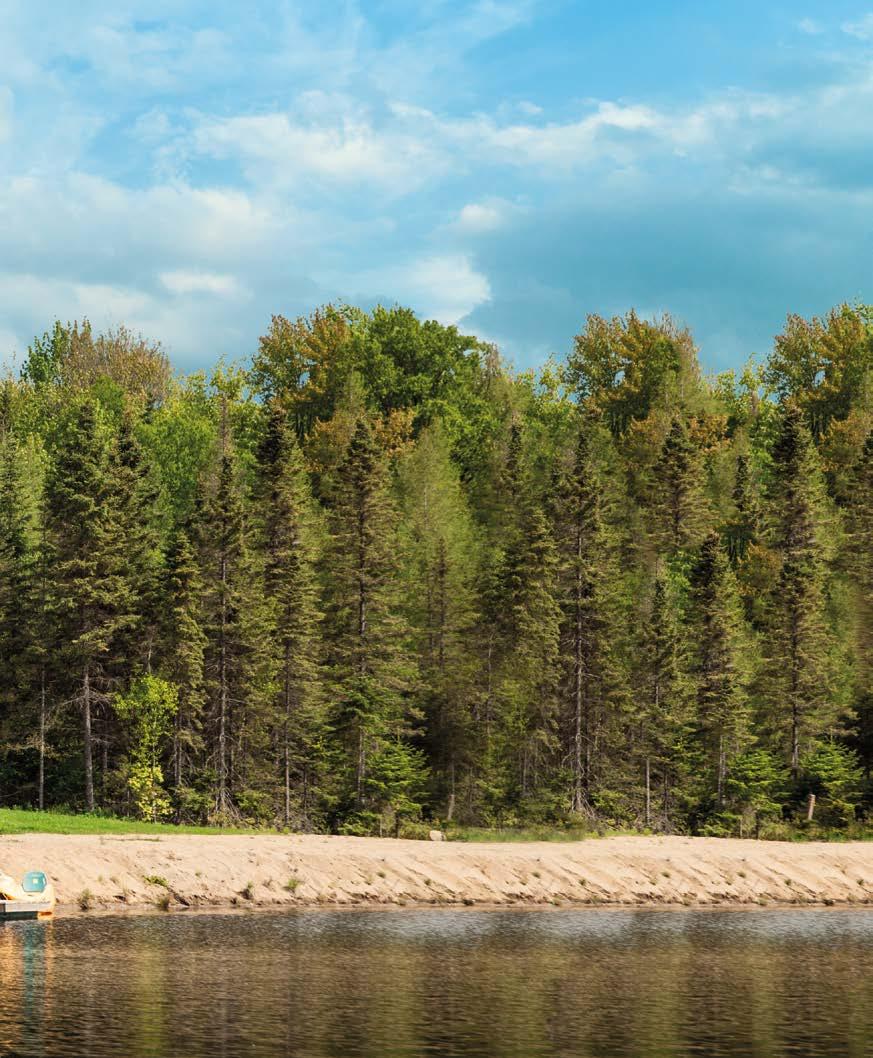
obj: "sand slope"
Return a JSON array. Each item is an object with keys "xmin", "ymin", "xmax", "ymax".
[{"xmin": 1, "ymin": 833, "xmax": 872, "ymax": 913}]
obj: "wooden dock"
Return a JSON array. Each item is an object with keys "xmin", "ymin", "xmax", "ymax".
[{"xmin": 0, "ymin": 899, "xmax": 53, "ymax": 920}]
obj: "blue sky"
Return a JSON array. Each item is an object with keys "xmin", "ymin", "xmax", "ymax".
[{"xmin": 2, "ymin": 1, "xmax": 873, "ymax": 374}]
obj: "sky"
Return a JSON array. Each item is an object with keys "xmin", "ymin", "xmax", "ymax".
[{"xmin": 2, "ymin": 1, "xmax": 873, "ymax": 375}]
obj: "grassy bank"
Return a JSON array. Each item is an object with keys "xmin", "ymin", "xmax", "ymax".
[
  {"xmin": 0, "ymin": 807, "xmax": 247, "ymax": 837},
  {"xmin": 4, "ymin": 807, "xmax": 873, "ymax": 843}
]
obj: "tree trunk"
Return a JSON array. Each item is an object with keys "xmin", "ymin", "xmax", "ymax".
[
  {"xmin": 790, "ymin": 611, "xmax": 800, "ymax": 777},
  {"xmin": 284, "ymin": 644, "xmax": 291, "ymax": 827},
  {"xmin": 83, "ymin": 668, "xmax": 95, "ymax": 811},
  {"xmin": 38, "ymin": 663, "xmax": 46, "ymax": 811},
  {"xmin": 644, "ymin": 756, "xmax": 651, "ymax": 828},
  {"xmin": 217, "ymin": 552, "xmax": 228, "ymax": 812}
]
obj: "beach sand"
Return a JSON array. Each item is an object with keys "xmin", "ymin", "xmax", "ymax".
[{"xmin": 3, "ymin": 832, "xmax": 873, "ymax": 913}]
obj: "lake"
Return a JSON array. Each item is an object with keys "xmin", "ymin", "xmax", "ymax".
[{"xmin": 1, "ymin": 908, "xmax": 872, "ymax": 1056}]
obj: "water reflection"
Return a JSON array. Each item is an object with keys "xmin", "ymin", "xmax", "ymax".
[{"xmin": 1, "ymin": 908, "xmax": 872, "ymax": 1057}]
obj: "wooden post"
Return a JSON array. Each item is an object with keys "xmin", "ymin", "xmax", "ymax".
[
  {"xmin": 806, "ymin": 793, "xmax": 816, "ymax": 822},
  {"xmin": 644, "ymin": 757, "xmax": 651, "ymax": 828}
]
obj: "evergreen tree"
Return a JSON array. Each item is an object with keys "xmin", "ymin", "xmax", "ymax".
[
  {"xmin": 397, "ymin": 424, "xmax": 479, "ymax": 821},
  {"xmin": 688, "ymin": 532, "xmax": 751, "ymax": 811},
  {"xmin": 554, "ymin": 423, "xmax": 626, "ymax": 815},
  {"xmin": 322, "ymin": 417, "xmax": 416, "ymax": 829},
  {"xmin": 495, "ymin": 504, "xmax": 562, "ymax": 811},
  {"xmin": 635, "ymin": 573, "xmax": 691, "ymax": 828},
  {"xmin": 845, "ymin": 432, "xmax": 873, "ymax": 775},
  {"xmin": 43, "ymin": 398, "xmax": 136, "ymax": 810},
  {"xmin": 109, "ymin": 411, "xmax": 164, "ymax": 671},
  {"xmin": 197, "ymin": 409, "xmax": 270, "ymax": 816},
  {"xmin": 0, "ymin": 435, "xmax": 33, "ymax": 800},
  {"xmin": 648, "ymin": 417, "xmax": 710, "ymax": 555},
  {"xmin": 762, "ymin": 405, "xmax": 840, "ymax": 775},
  {"xmin": 255, "ymin": 406, "xmax": 323, "ymax": 826},
  {"xmin": 725, "ymin": 453, "xmax": 758, "ymax": 565},
  {"xmin": 159, "ymin": 522, "xmax": 206, "ymax": 802}
]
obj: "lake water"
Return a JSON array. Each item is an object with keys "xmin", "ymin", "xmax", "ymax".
[{"xmin": 1, "ymin": 908, "xmax": 872, "ymax": 1057}]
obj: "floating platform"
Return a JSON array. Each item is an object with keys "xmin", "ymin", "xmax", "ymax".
[{"xmin": 0, "ymin": 899, "xmax": 54, "ymax": 920}]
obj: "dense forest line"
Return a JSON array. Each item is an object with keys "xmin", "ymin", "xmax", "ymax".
[{"xmin": 1, "ymin": 303, "xmax": 872, "ymax": 836}]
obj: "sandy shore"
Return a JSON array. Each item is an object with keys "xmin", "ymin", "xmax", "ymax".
[{"xmin": 2, "ymin": 833, "xmax": 873, "ymax": 913}]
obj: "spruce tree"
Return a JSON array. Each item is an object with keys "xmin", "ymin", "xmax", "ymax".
[
  {"xmin": 495, "ymin": 503, "xmax": 562, "ymax": 810},
  {"xmin": 322, "ymin": 417, "xmax": 415, "ymax": 828},
  {"xmin": 688, "ymin": 532, "xmax": 750, "ymax": 810},
  {"xmin": 845, "ymin": 432, "xmax": 873, "ymax": 774},
  {"xmin": 196, "ymin": 409, "xmax": 269, "ymax": 816},
  {"xmin": 43, "ymin": 398, "xmax": 136, "ymax": 810},
  {"xmin": 255, "ymin": 406, "xmax": 323, "ymax": 826},
  {"xmin": 635, "ymin": 573, "xmax": 691, "ymax": 827},
  {"xmin": 648, "ymin": 417, "xmax": 710, "ymax": 555},
  {"xmin": 159, "ymin": 522, "xmax": 206, "ymax": 800},
  {"xmin": 109, "ymin": 411, "xmax": 164, "ymax": 671},
  {"xmin": 0, "ymin": 435, "xmax": 32, "ymax": 800},
  {"xmin": 554, "ymin": 423, "xmax": 626, "ymax": 815},
  {"xmin": 725, "ymin": 453, "xmax": 758, "ymax": 565},
  {"xmin": 762, "ymin": 404, "xmax": 840, "ymax": 775},
  {"xmin": 397, "ymin": 424, "xmax": 479, "ymax": 821}
]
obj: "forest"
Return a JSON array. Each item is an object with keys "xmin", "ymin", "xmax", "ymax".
[{"xmin": 0, "ymin": 302, "xmax": 872, "ymax": 838}]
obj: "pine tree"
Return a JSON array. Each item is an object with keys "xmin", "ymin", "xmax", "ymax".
[
  {"xmin": 322, "ymin": 417, "xmax": 415, "ymax": 828},
  {"xmin": 196, "ymin": 408, "xmax": 269, "ymax": 816},
  {"xmin": 688, "ymin": 532, "xmax": 751, "ymax": 810},
  {"xmin": 845, "ymin": 432, "xmax": 873, "ymax": 774},
  {"xmin": 496, "ymin": 503, "xmax": 562, "ymax": 810},
  {"xmin": 635, "ymin": 573, "xmax": 691, "ymax": 827},
  {"xmin": 725, "ymin": 453, "xmax": 758, "ymax": 565},
  {"xmin": 762, "ymin": 404, "xmax": 840, "ymax": 775},
  {"xmin": 43, "ymin": 398, "xmax": 136, "ymax": 810},
  {"xmin": 159, "ymin": 522, "xmax": 206, "ymax": 801},
  {"xmin": 648, "ymin": 417, "xmax": 710, "ymax": 555},
  {"xmin": 397, "ymin": 424, "xmax": 479, "ymax": 821},
  {"xmin": 109, "ymin": 411, "xmax": 164, "ymax": 671},
  {"xmin": 0, "ymin": 434, "xmax": 33, "ymax": 800},
  {"xmin": 255, "ymin": 406, "xmax": 323, "ymax": 826},
  {"xmin": 554, "ymin": 423, "xmax": 626, "ymax": 815}
]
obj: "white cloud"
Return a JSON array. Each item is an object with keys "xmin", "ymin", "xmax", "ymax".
[
  {"xmin": 405, "ymin": 254, "xmax": 491, "ymax": 324},
  {"xmin": 842, "ymin": 14, "xmax": 873, "ymax": 39},
  {"xmin": 457, "ymin": 202, "xmax": 506, "ymax": 232},
  {"xmin": 191, "ymin": 105, "xmax": 444, "ymax": 191},
  {"xmin": 160, "ymin": 270, "xmax": 245, "ymax": 297},
  {"xmin": 357, "ymin": 254, "xmax": 491, "ymax": 324}
]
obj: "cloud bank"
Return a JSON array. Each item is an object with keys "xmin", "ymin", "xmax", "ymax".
[{"xmin": 2, "ymin": 1, "xmax": 873, "ymax": 372}]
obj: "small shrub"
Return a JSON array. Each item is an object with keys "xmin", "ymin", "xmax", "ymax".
[
  {"xmin": 155, "ymin": 893, "xmax": 171, "ymax": 912},
  {"xmin": 397, "ymin": 821, "xmax": 432, "ymax": 840},
  {"xmin": 241, "ymin": 881, "xmax": 255, "ymax": 901},
  {"xmin": 143, "ymin": 875, "xmax": 169, "ymax": 888},
  {"xmin": 78, "ymin": 889, "xmax": 94, "ymax": 912},
  {"xmin": 284, "ymin": 876, "xmax": 302, "ymax": 893}
]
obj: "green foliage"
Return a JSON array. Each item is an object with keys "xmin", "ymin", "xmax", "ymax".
[
  {"xmin": 801, "ymin": 742, "xmax": 862, "ymax": 824},
  {"xmin": 725, "ymin": 750, "xmax": 787, "ymax": 835},
  {"xmin": 3, "ymin": 301, "xmax": 873, "ymax": 837},
  {"xmin": 114, "ymin": 676, "xmax": 178, "ymax": 821}
]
